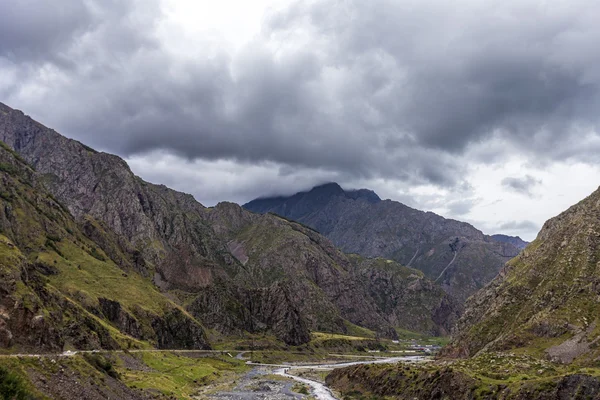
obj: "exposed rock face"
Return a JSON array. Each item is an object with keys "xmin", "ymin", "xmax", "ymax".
[
  {"xmin": 244, "ymin": 182, "xmax": 522, "ymax": 302},
  {"xmin": 444, "ymin": 186, "xmax": 600, "ymax": 362},
  {"xmin": 193, "ymin": 203, "xmax": 399, "ymax": 340},
  {"xmin": 98, "ymin": 298, "xmax": 143, "ymax": 339},
  {"xmin": 151, "ymin": 308, "xmax": 209, "ymax": 350},
  {"xmin": 0, "ymin": 102, "xmax": 229, "ymax": 291},
  {"xmin": 491, "ymin": 234, "xmax": 529, "ymax": 250},
  {"xmin": 349, "ymin": 256, "xmax": 462, "ymax": 336}
]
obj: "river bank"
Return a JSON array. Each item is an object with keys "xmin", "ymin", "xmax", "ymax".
[{"xmin": 202, "ymin": 356, "xmax": 425, "ymax": 400}]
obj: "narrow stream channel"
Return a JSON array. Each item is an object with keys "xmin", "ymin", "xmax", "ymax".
[{"xmin": 272, "ymin": 356, "xmax": 425, "ymax": 400}]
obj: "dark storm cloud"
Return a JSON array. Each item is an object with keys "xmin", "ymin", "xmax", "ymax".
[
  {"xmin": 446, "ymin": 198, "xmax": 479, "ymax": 216},
  {"xmin": 502, "ymin": 175, "xmax": 542, "ymax": 196},
  {"xmin": 0, "ymin": 1, "xmax": 93, "ymax": 63},
  {"xmin": 1, "ymin": 0, "xmax": 600, "ymax": 189}
]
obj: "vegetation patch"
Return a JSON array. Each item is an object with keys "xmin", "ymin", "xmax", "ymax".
[
  {"xmin": 0, "ymin": 365, "xmax": 36, "ymax": 400},
  {"xmin": 118, "ymin": 352, "xmax": 248, "ymax": 399}
]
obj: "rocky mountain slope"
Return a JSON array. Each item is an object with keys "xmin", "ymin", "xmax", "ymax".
[
  {"xmin": 442, "ymin": 185, "xmax": 600, "ymax": 364},
  {"xmin": 348, "ymin": 255, "xmax": 461, "ymax": 336},
  {"xmin": 491, "ymin": 234, "xmax": 529, "ymax": 250},
  {"xmin": 0, "ymin": 101, "xmax": 458, "ymax": 345},
  {"xmin": 244, "ymin": 183, "xmax": 522, "ymax": 302},
  {"xmin": 326, "ymin": 187, "xmax": 600, "ymax": 399},
  {"xmin": 0, "ymin": 141, "xmax": 209, "ymax": 352}
]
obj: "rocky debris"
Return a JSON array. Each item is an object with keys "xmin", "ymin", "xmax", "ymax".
[
  {"xmin": 207, "ymin": 367, "xmax": 304, "ymax": 400},
  {"xmin": 546, "ymin": 326, "xmax": 593, "ymax": 364}
]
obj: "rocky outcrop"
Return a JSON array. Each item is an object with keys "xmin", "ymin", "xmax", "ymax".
[
  {"xmin": 188, "ymin": 282, "xmax": 311, "ymax": 345},
  {"xmin": 98, "ymin": 298, "xmax": 143, "ymax": 339},
  {"xmin": 244, "ymin": 182, "xmax": 522, "ymax": 303},
  {"xmin": 151, "ymin": 308, "xmax": 209, "ymax": 350}
]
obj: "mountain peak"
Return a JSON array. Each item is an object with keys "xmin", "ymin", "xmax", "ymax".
[
  {"xmin": 490, "ymin": 234, "xmax": 529, "ymax": 249},
  {"xmin": 346, "ymin": 188, "xmax": 381, "ymax": 204},
  {"xmin": 308, "ymin": 182, "xmax": 345, "ymax": 196}
]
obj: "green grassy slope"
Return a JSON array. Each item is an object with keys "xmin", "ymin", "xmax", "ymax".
[{"xmin": 0, "ymin": 142, "xmax": 208, "ymax": 353}]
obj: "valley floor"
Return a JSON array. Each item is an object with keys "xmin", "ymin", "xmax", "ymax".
[{"xmin": 0, "ymin": 348, "xmax": 427, "ymax": 399}]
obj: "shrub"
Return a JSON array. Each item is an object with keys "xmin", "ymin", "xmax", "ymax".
[
  {"xmin": 83, "ymin": 354, "xmax": 120, "ymax": 380},
  {"xmin": 0, "ymin": 366, "xmax": 33, "ymax": 400}
]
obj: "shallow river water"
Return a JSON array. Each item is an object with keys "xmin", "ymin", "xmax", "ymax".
[
  {"xmin": 274, "ymin": 356, "xmax": 425, "ymax": 400},
  {"xmin": 207, "ymin": 356, "xmax": 424, "ymax": 400}
]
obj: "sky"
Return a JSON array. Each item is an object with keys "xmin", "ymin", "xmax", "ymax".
[{"xmin": 2, "ymin": 0, "xmax": 600, "ymax": 241}]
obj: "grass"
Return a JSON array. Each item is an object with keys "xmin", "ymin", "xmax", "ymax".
[
  {"xmin": 343, "ymin": 321, "xmax": 376, "ymax": 339},
  {"xmin": 42, "ymin": 241, "xmax": 171, "ymax": 316},
  {"xmin": 311, "ymin": 332, "xmax": 375, "ymax": 342},
  {"xmin": 0, "ymin": 365, "xmax": 38, "ymax": 400},
  {"xmin": 211, "ymin": 333, "xmax": 286, "ymax": 351},
  {"xmin": 395, "ymin": 328, "xmax": 450, "ymax": 346},
  {"xmin": 292, "ymin": 382, "xmax": 310, "ymax": 395},
  {"xmin": 119, "ymin": 352, "xmax": 248, "ymax": 399},
  {"xmin": 50, "ymin": 286, "xmax": 152, "ymax": 350},
  {"xmin": 327, "ymin": 352, "xmax": 600, "ymax": 399}
]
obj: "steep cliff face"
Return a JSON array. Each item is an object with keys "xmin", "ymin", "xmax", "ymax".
[
  {"xmin": 0, "ymin": 102, "xmax": 230, "ymax": 291},
  {"xmin": 245, "ymin": 183, "xmax": 522, "ymax": 302},
  {"xmin": 444, "ymin": 186, "xmax": 600, "ymax": 363}
]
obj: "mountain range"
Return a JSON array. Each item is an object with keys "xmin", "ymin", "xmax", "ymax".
[
  {"xmin": 244, "ymin": 182, "xmax": 525, "ymax": 303},
  {"xmin": 0, "ymin": 101, "xmax": 462, "ymax": 355},
  {"xmin": 2, "ymin": 100, "xmax": 600, "ymax": 399}
]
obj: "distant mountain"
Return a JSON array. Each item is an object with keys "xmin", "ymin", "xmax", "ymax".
[
  {"xmin": 245, "ymin": 183, "xmax": 522, "ymax": 303},
  {"xmin": 491, "ymin": 234, "xmax": 529, "ymax": 249},
  {"xmin": 0, "ymin": 101, "xmax": 459, "ymax": 352},
  {"xmin": 443, "ymin": 185, "xmax": 600, "ymax": 363}
]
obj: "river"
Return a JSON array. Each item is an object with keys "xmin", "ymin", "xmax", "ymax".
[{"xmin": 273, "ymin": 356, "xmax": 425, "ymax": 400}]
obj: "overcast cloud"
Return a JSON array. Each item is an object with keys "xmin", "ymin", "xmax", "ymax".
[{"xmin": 2, "ymin": 0, "xmax": 600, "ymax": 241}]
